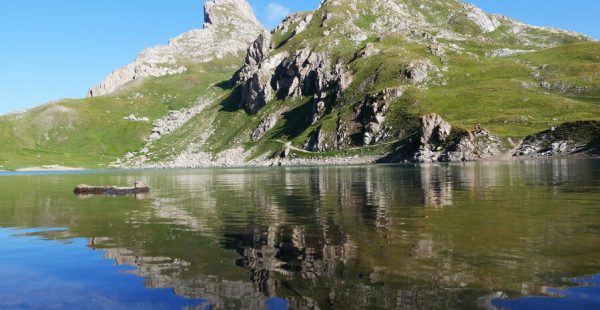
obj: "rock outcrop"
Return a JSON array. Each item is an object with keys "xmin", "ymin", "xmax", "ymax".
[
  {"xmin": 411, "ymin": 113, "xmax": 506, "ymax": 163},
  {"xmin": 234, "ymin": 33, "xmax": 288, "ymax": 114},
  {"xmin": 305, "ymin": 127, "xmax": 333, "ymax": 152},
  {"xmin": 89, "ymin": 0, "xmax": 264, "ymax": 97},
  {"xmin": 236, "ymin": 45, "xmax": 353, "ymax": 118},
  {"xmin": 355, "ymin": 88, "xmax": 404, "ymax": 145},
  {"xmin": 241, "ymin": 70, "xmax": 274, "ymax": 114},
  {"xmin": 486, "ymin": 48, "xmax": 534, "ymax": 58},
  {"xmin": 231, "ymin": 30, "xmax": 273, "ymax": 84},
  {"xmin": 412, "ymin": 113, "xmax": 453, "ymax": 163},
  {"xmin": 515, "ymin": 121, "xmax": 600, "ymax": 157},
  {"xmin": 404, "ymin": 61, "xmax": 438, "ymax": 84},
  {"xmin": 457, "ymin": 3, "xmax": 500, "ymax": 33}
]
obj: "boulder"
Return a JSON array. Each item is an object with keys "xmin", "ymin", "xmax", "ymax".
[
  {"xmin": 412, "ymin": 114, "xmax": 506, "ymax": 162},
  {"xmin": 419, "ymin": 113, "xmax": 452, "ymax": 145}
]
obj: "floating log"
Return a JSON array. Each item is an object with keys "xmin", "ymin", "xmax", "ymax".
[{"xmin": 74, "ymin": 182, "xmax": 150, "ymax": 195}]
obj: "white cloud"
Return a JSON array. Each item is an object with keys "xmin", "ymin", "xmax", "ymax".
[{"xmin": 266, "ymin": 3, "xmax": 291, "ymax": 24}]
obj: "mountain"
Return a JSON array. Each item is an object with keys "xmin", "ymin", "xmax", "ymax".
[
  {"xmin": 0, "ymin": 0, "xmax": 598, "ymax": 170},
  {"xmin": 89, "ymin": 0, "xmax": 264, "ymax": 97}
]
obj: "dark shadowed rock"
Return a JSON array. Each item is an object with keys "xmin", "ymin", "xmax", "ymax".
[{"xmin": 241, "ymin": 71, "xmax": 273, "ymax": 114}]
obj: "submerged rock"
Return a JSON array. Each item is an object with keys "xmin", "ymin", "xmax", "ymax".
[{"xmin": 74, "ymin": 182, "xmax": 150, "ymax": 195}]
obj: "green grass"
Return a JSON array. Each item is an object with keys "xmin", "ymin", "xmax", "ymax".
[
  {"xmin": 0, "ymin": 62, "xmax": 237, "ymax": 169},
  {"xmin": 416, "ymin": 42, "xmax": 600, "ymax": 137}
]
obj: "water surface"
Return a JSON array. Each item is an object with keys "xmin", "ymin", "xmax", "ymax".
[{"xmin": 1, "ymin": 159, "xmax": 599, "ymax": 309}]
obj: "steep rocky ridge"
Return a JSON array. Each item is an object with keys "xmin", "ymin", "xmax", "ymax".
[{"xmin": 89, "ymin": 0, "xmax": 263, "ymax": 97}]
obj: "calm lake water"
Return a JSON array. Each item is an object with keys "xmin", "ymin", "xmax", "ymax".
[{"xmin": 0, "ymin": 159, "xmax": 599, "ymax": 309}]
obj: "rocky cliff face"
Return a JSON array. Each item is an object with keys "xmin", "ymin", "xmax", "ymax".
[{"xmin": 88, "ymin": 0, "xmax": 264, "ymax": 97}]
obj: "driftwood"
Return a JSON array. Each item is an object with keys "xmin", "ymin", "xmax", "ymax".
[{"xmin": 74, "ymin": 182, "xmax": 150, "ymax": 195}]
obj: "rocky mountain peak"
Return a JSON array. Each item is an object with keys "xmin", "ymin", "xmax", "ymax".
[
  {"xmin": 88, "ymin": 0, "xmax": 263, "ymax": 97},
  {"xmin": 203, "ymin": 0, "xmax": 261, "ymax": 29}
]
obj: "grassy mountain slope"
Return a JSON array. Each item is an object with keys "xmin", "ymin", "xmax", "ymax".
[
  {"xmin": 0, "ymin": 60, "xmax": 238, "ymax": 169},
  {"xmin": 417, "ymin": 42, "xmax": 600, "ymax": 136}
]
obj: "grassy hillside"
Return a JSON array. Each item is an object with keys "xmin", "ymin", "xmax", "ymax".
[
  {"xmin": 418, "ymin": 42, "xmax": 600, "ymax": 136},
  {"xmin": 0, "ymin": 59, "xmax": 239, "ymax": 169}
]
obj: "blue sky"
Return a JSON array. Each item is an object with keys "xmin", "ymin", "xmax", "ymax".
[{"xmin": 0, "ymin": 0, "xmax": 598, "ymax": 114}]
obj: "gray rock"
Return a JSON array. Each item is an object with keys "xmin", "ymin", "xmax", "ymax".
[
  {"xmin": 419, "ymin": 113, "xmax": 452, "ymax": 146},
  {"xmin": 356, "ymin": 87, "xmax": 404, "ymax": 145},
  {"xmin": 458, "ymin": 3, "xmax": 500, "ymax": 33},
  {"xmin": 281, "ymin": 142, "xmax": 292, "ymax": 158},
  {"xmin": 515, "ymin": 121, "xmax": 600, "ymax": 157},
  {"xmin": 405, "ymin": 61, "xmax": 436, "ymax": 84},
  {"xmin": 232, "ymin": 30, "xmax": 273, "ymax": 84},
  {"xmin": 274, "ymin": 13, "xmax": 312, "ymax": 36},
  {"xmin": 486, "ymin": 48, "xmax": 534, "ymax": 58},
  {"xmin": 124, "ymin": 114, "xmax": 150, "ymax": 122},
  {"xmin": 427, "ymin": 43, "xmax": 446, "ymax": 58},
  {"xmin": 239, "ymin": 46, "xmax": 352, "ymax": 118},
  {"xmin": 241, "ymin": 71, "xmax": 273, "ymax": 114},
  {"xmin": 305, "ymin": 128, "xmax": 327, "ymax": 152},
  {"xmin": 412, "ymin": 114, "xmax": 505, "ymax": 163},
  {"xmin": 359, "ymin": 43, "xmax": 381, "ymax": 58}
]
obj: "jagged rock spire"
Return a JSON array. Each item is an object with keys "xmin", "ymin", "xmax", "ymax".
[{"xmin": 203, "ymin": 0, "xmax": 261, "ymax": 29}]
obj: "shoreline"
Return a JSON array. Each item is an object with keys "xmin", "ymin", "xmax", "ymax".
[
  {"xmin": 13, "ymin": 165, "xmax": 87, "ymax": 172},
  {"xmin": 2, "ymin": 154, "xmax": 598, "ymax": 174}
]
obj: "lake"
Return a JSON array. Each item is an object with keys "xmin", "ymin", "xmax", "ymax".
[{"xmin": 0, "ymin": 159, "xmax": 599, "ymax": 309}]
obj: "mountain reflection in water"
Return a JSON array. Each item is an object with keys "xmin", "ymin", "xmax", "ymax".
[{"xmin": 0, "ymin": 159, "xmax": 599, "ymax": 309}]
